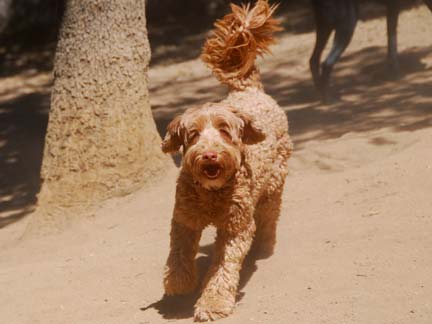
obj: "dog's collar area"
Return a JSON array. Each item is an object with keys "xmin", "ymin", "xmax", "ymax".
[{"xmin": 193, "ymin": 179, "xmax": 223, "ymax": 192}]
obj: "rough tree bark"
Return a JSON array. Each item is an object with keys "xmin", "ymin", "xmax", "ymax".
[{"xmin": 26, "ymin": 0, "xmax": 172, "ymax": 234}]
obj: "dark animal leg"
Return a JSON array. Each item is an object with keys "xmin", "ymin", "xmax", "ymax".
[
  {"xmin": 386, "ymin": 0, "xmax": 400, "ymax": 77},
  {"xmin": 320, "ymin": 1, "xmax": 358, "ymax": 103},
  {"xmin": 310, "ymin": 10, "xmax": 333, "ymax": 93}
]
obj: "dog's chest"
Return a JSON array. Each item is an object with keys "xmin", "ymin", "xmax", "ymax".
[{"xmin": 195, "ymin": 190, "xmax": 233, "ymax": 226}]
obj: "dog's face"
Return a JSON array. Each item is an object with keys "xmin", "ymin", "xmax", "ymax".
[{"xmin": 161, "ymin": 104, "xmax": 265, "ymax": 190}]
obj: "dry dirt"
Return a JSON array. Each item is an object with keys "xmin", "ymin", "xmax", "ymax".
[{"xmin": 1, "ymin": 4, "xmax": 432, "ymax": 324}]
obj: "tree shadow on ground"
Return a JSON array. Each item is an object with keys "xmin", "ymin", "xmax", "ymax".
[
  {"xmin": 262, "ymin": 46, "xmax": 432, "ymax": 148},
  {"xmin": 140, "ymin": 242, "xmax": 261, "ymax": 320},
  {"xmin": 151, "ymin": 44, "xmax": 432, "ymax": 150},
  {"xmin": 0, "ymin": 41, "xmax": 56, "ymax": 78},
  {"xmin": 0, "ymin": 0, "xmax": 426, "ymax": 76},
  {"xmin": 0, "ymin": 91, "xmax": 49, "ymax": 229},
  {"xmin": 146, "ymin": 1, "xmax": 312, "ymax": 66},
  {"xmin": 147, "ymin": 0, "xmax": 425, "ymax": 66},
  {"xmin": 1, "ymin": 45, "xmax": 431, "ymax": 232}
]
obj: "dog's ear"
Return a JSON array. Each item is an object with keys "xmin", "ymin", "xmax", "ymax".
[
  {"xmin": 234, "ymin": 110, "xmax": 266, "ymax": 145},
  {"xmin": 161, "ymin": 115, "xmax": 184, "ymax": 153}
]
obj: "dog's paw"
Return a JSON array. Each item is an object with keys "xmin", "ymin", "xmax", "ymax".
[
  {"xmin": 164, "ymin": 266, "xmax": 198, "ymax": 296},
  {"xmin": 194, "ymin": 293, "xmax": 235, "ymax": 322}
]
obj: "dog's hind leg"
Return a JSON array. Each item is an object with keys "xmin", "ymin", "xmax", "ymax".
[
  {"xmin": 310, "ymin": 7, "xmax": 333, "ymax": 94},
  {"xmin": 386, "ymin": 0, "xmax": 401, "ymax": 77},
  {"xmin": 320, "ymin": 0, "xmax": 358, "ymax": 102},
  {"xmin": 252, "ymin": 188, "xmax": 283, "ymax": 259}
]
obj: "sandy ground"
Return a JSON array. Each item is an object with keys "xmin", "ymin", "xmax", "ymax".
[{"xmin": 1, "ymin": 4, "xmax": 432, "ymax": 324}]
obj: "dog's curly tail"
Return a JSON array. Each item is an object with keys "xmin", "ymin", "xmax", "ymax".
[{"xmin": 201, "ymin": 0, "xmax": 281, "ymax": 90}]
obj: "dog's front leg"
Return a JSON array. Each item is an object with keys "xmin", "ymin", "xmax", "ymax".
[
  {"xmin": 164, "ymin": 220, "xmax": 202, "ymax": 296},
  {"xmin": 194, "ymin": 223, "xmax": 255, "ymax": 321}
]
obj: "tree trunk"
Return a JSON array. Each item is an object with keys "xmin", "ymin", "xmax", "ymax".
[{"xmin": 27, "ymin": 0, "xmax": 172, "ymax": 234}]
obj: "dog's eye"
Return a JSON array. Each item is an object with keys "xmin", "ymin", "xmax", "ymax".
[
  {"xmin": 219, "ymin": 128, "xmax": 232, "ymax": 141},
  {"xmin": 188, "ymin": 131, "xmax": 199, "ymax": 143}
]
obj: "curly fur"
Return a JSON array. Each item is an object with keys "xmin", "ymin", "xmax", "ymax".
[
  {"xmin": 201, "ymin": 0, "xmax": 281, "ymax": 90},
  {"xmin": 161, "ymin": 1, "xmax": 293, "ymax": 321}
]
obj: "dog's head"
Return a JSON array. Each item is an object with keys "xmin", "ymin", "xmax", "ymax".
[{"xmin": 161, "ymin": 104, "xmax": 266, "ymax": 190}]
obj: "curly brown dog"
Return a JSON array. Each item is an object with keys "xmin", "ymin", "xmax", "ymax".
[{"xmin": 161, "ymin": 1, "xmax": 293, "ymax": 321}]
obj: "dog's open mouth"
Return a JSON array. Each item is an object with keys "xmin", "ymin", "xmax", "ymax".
[{"xmin": 202, "ymin": 163, "xmax": 222, "ymax": 179}]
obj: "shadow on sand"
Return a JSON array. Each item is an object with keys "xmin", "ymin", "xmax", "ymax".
[
  {"xmin": 1, "ymin": 44, "xmax": 431, "ymax": 231},
  {"xmin": 0, "ymin": 90, "xmax": 49, "ymax": 229},
  {"xmin": 140, "ymin": 243, "xmax": 262, "ymax": 320},
  {"xmin": 263, "ymin": 46, "xmax": 432, "ymax": 147}
]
